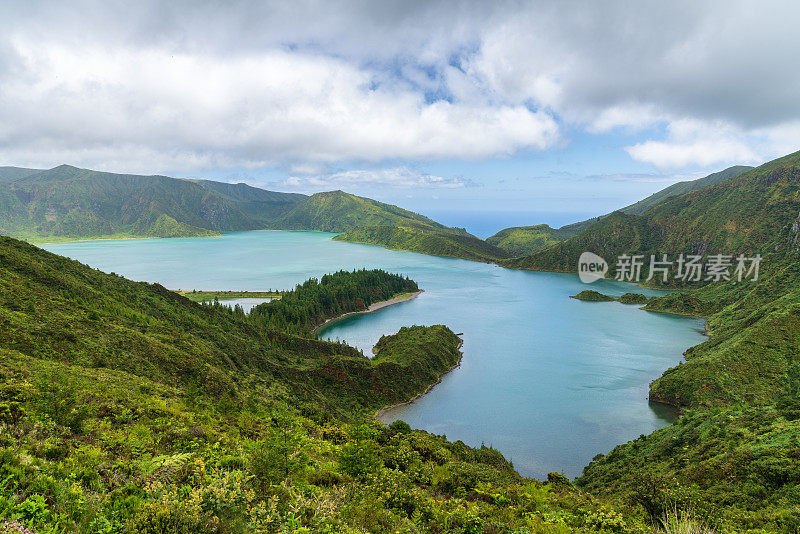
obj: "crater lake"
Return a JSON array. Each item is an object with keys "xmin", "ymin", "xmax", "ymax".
[{"xmin": 44, "ymin": 230, "xmax": 705, "ymax": 478}]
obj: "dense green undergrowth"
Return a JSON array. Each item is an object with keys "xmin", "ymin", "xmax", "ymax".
[
  {"xmin": 0, "ymin": 235, "xmax": 659, "ymax": 533},
  {"xmin": 333, "ymin": 225, "xmax": 507, "ymax": 263},
  {"xmin": 578, "ymin": 405, "xmax": 800, "ymax": 532},
  {"xmin": 486, "ymin": 225, "xmax": 579, "ymax": 258}
]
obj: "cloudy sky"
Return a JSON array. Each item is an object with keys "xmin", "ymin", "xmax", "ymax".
[{"xmin": 1, "ymin": 0, "xmax": 798, "ymax": 234}]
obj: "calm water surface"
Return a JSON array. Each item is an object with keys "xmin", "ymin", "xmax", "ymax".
[{"xmin": 45, "ymin": 231, "xmax": 705, "ymax": 478}]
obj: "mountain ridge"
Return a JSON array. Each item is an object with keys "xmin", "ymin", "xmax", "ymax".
[
  {"xmin": 0, "ymin": 165, "xmax": 470, "ymax": 244},
  {"xmin": 488, "ymin": 165, "xmax": 753, "ymax": 257}
]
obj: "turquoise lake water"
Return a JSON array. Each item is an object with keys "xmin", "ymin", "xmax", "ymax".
[{"xmin": 44, "ymin": 231, "xmax": 706, "ymax": 479}]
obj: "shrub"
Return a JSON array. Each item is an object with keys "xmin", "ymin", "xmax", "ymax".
[
  {"xmin": 388, "ymin": 420, "xmax": 412, "ymax": 436},
  {"xmin": 338, "ymin": 440, "xmax": 382, "ymax": 480},
  {"xmin": 248, "ymin": 425, "xmax": 308, "ymax": 488},
  {"xmin": 547, "ymin": 472, "xmax": 571, "ymax": 487},
  {"xmin": 33, "ymin": 369, "xmax": 89, "ymax": 433},
  {"xmin": 126, "ymin": 501, "xmax": 202, "ymax": 534},
  {"xmin": 308, "ymin": 468, "xmax": 349, "ymax": 487}
]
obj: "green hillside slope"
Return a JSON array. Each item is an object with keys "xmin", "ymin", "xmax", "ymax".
[
  {"xmin": 0, "ymin": 166, "xmax": 478, "ymax": 248},
  {"xmin": 0, "ymin": 165, "xmax": 293, "ymax": 241},
  {"xmin": 0, "ymin": 166, "xmax": 42, "ymax": 183},
  {"xmin": 577, "ymin": 404, "xmax": 800, "ymax": 531},
  {"xmin": 508, "ymin": 152, "xmax": 800, "ymax": 275},
  {"xmin": 546, "ymin": 152, "xmax": 800, "ymax": 531},
  {"xmin": 619, "ymin": 165, "xmax": 752, "ymax": 215},
  {"xmin": 0, "ymin": 235, "xmax": 652, "ymax": 532},
  {"xmin": 334, "ymin": 224, "xmax": 509, "ymax": 262},
  {"xmin": 193, "ymin": 179, "xmax": 306, "ymax": 220},
  {"xmin": 275, "ymin": 190, "xmax": 459, "ymax": 233},
  {"xmin": 486, "ymin": 224, "xmax": 581, "ymax": 257},
  {"xmin": 490, "ymin": 166, "xmax": 751, "ymax": 256}
]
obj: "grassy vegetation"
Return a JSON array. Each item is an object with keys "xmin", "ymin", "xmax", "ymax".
[
  {"xmin": 176, "ymin": 290, "xmax": 285, "ymax": 303},
  {"xmin": 642, "ymin": 260, "xmax": 800, "ymax": 408},
  {"xmin": 0, "ymin": 165, "xmax": 304, "ymax": 242},
  {"xmin": 577, "ymin": 405, "xmax": 800, "ymax": 532},
  {"xmin": 486, "ymin": 225, "xmax": 580, "ymax": 257},
  {"xmin": 334, "ymin": 225, "xmax": 508, "ymax": 263},
  {"xmin": 273, "ymin": 191, "xmax": 459, "ymax": 234},
  {"xmin": 0, "ymin": 235, "xmax": 664, "ymax": 533}
]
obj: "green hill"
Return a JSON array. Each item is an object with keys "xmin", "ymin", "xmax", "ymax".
[
  {"xmin": 0, "ymin": 235, "xmax": 652, "ymax": 532},
  {"xmin": 0, "ymin": 165, "xmax": 300, "ymax": 241},
  {"xmin": 508, "ymin": 152, "xmax": 800, "ymax": 275},
  {"xmin": 489, "ymin": 166, "xmax": 751, "ymax": 257},
  {"xmin": 543, "ymin": 152, "xmax": 800, "ymax": 530},
  {"xmin": 577, "ymin": 404, "xmax": 800, "ymax": 531},
  {"xmin": 618, "ymin": 165, "xmax": 752, "ymax": 216},
  {"xmin": 192, "ymin": 179, "xmax": 305, "ymax": 221},
  {"xmin": 0, "ymin": 166, "xmax": 479, "ymax": 249},
  {"xmin": 334, "ymin": 224, "xmax": 509, "ymax": 262},
  {"xmin": 486, "ymin": 224, "xmax": 581, "ymax": 257},
  {"xmin": 0, "ymin": 166, "xmax": 42, "ymax": 183},
  {"xmin": 274, "ymin": 190, "xmax": 459, "ymax": 233},
  {"xmin": 273, "ymin": 190, "xmax": 503, "ymax": 261}
]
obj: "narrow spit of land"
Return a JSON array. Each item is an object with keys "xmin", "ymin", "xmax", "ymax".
[
  {"xmin": 313, "ymin": 290, "xmax": 423, "ymax": 335},
  {"xmin": 175, "ymin": 290, "xmax": 285, "ymax": 302},
  {"xmin": 374, "ymin": 336, "xmax": 464, "ymax": 419}
]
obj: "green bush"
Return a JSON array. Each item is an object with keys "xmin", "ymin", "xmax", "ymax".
[
  {"xmin": 248, "ymin": 425, "xmax": 308, "ymax": 489},
  {"xmin": 126, "ymin": 501, "xmax": 203, "ymax": 534},
  {"xmin": 33, "ymin": 369, "xmax": 89, "ymax": 433},
  {"xmin": 388, "ymin": 419, "xmax": 412, "ymax": 436},
  {"xmin": 338, "ymin": 440, "xmax": 382, "ymax": 480}
]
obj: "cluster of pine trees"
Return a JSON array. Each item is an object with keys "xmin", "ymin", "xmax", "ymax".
[{"xmin": 243, "ymin": 269, "xmax": 418, "ymax": 336}]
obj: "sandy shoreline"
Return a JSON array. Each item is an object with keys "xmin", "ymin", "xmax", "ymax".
[
  {"xmin": 313, "ymin": 290, "xmax": 423, "ymax": 335},
  {"xmin": 374, "ymin": 338, "xmax": 463, "ymax": 419}
]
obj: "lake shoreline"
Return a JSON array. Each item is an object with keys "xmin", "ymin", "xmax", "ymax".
[
  {"xmin": 174, "ymin": 289, "xmax": 284, "ymax": 302},
  {"xmin": 313, "ymin": 290, "xmax": 424, "ymax": 336},
  {"xmin": 46, "ymin": 231, "xmax": 706, "ymax": 478},
  {"xmin": 375, "ymin": 338, "xmax": 464, "ymax": 420}
]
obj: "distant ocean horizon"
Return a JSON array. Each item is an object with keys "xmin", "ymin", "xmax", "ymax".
[{"xmin": 418, "ymin": 209, "xmax": 599, "ymax": 239}]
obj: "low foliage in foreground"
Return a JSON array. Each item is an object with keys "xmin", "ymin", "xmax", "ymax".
[{"xmin": 0, "ymin": 350, "xmax": 651, "ymax": 534}]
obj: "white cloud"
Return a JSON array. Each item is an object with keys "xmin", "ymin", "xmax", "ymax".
[
  {"xmin": 0, "ymin": 39, "xmax": 559, "ymax": 172},
  {"xmin": 281, "ymin": 167, "xmax": 469, "ymax": 192},
  {"xmin": 2, "ymin": 1, "xmax": 800, "ymax": 173},
  {"xmin": 624, "ymin": 119, "xmax": 762, "ymax": 169},
  {"xmin": 588, "ymin": 104, "xmax": 662, "ymax": 134}
]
